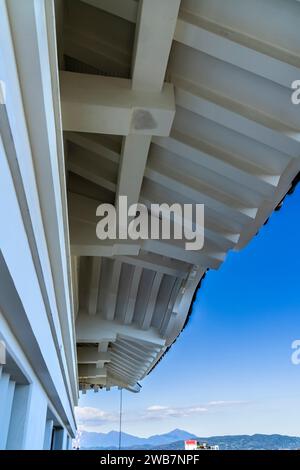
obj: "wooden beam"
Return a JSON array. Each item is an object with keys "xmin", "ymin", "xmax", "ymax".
[
  {"xmin": 80, "ymin": 0, "xmax": 137, "ymax": 23},
  {"xmin": 105, "ymin": 260, "xmax": 122, "ymax": 321},
  {"xmin": 87, "ymin": 257, "xmax": 101, "ymax": 315},
  {"xmin": 77, "ymin": 349, "xmax": 111, "ymax": 363},
  {"xmin": 153, "ymin": 131, "xmax": 278, "ymax": 197},
  {"xmin": 70, "ymin": 218, "xmax": 141, "ymax": 257},
  {"xmin": 60, "ymin": 71, "xmax": 175, "ymax": 136},
  {"xmin": 174, "ymin": 77, "xmax": 300, "ymax": 158},
  {"xmin": 132, "ymin": 0, "xmax": 181, "ymax": 91},
  {"xmin": 78, "ymin": 364, "xmax": 107, "ymax": 378},
  {"xmin": 145, "ymin": 158, "xmax": 258, "ymax": 224},
  {"xmin": 115, "ymin": 0, "xmax": 180, "ymax": 214},
  {"xmin": 68, "ymin": 170, "xmax": 240, "ymax": 255},
  {"xmin": 175, "ymin": 11, "xmax": 300, "ymax": 88},
  {"xmin": 117, "ymin": 252, "xmax": 189, "ymax": 279},
  {"xmin": 123, "ymin": 266, "xmax": 142, "ymax": 325},
  {"xmin": 140, "ymin": 272, "xmax": 163, "ymax": 330},
  {"xmin": 76, "ymin": 314, "xmax": 166, "ymax": 346},
  {"xmin": 116, "ymin": 134, "xmax": 151, "ymax": 210}
]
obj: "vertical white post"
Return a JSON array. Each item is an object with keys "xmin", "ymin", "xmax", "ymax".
[
  {"xmin": 52, "ymin": 428, "xmax": 67, "ymax": 450},
  {"xmin": 43, "ymin": 419, "xmax": 54, "ymax": 450},
  {"xmin": 0, "ymin": 373, "xmax": 10, "ymax": 448},
  {"xmin": 0, "ymin": 379, "xmax": 15, "ymax": 449},
  {"xmin": 6, "ymin": 384, "xmax": 30, "ymax": 449},
  {"xmin": 23, "ymin": 383, "xmax": 48, "ymax": 449}
]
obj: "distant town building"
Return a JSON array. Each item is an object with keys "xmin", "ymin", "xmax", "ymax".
[{"xmin": 184, "ymin": 440, "xmax": 219, "ymax": 451}]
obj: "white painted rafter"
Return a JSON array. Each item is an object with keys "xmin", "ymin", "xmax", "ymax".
[
  {"xmin": 76, "ymin": 315, "xmax": 166, "ymax": 347},
  {"xmin": 123, "ymin": 266, "xmax": 142, "ymax": 325},
  {"xmin": 60, "ymin": 71, "xmax": 175, "ymax": 136},
  {"xmin": 78, "ymin": 364, "xmax": 107, "ymax": 378},
  {"xmin": 77, "ymin": 349, "xmax": 111, "ymax": 364},
  {"xmin": 115, "ymin": 0, "xmax": 181, "ymax": 212},
  {"xmin": 87, "ymin": 257, "xmax": 101, "ymax": 315}
]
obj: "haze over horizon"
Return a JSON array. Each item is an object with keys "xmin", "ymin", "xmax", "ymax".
[
  {"xmin": 76, "ymin": 186, "xmax": 300, "ymax": 438},
  {"xmin": 76, "ymin": 427, "xmax": 300, "ymax": 439}
]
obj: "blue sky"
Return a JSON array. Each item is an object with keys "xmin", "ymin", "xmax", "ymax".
[{"xmin": 77, "ymin": 185, "xmax": 300, "ymax": 437}]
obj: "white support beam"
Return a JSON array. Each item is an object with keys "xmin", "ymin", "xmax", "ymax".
[
  {"xmin": 78, "ymin": 364, "xmax": 107, "ymax": 378},
  {"xmin": 70, "ymin": 214, "xmax": 223, "ymax": 270},
  {"xmin": 67, "ymin": 141, "xmax": 241, "ymax": 251},
  {"xmin": 67, "ymin": 143, "xmax": 117, "ymax": 194},
  {"xmin": 67, "ymin": 117, "xmax": 289, "ymax": 195},
  {"xmin": 109, "ymin": 355, "xmax": 144, "ymax": 375},
  {"xmin": 70, "ymin": 219, "xmax": 189, "ymax": 278},
  {"xmin": 174, "ymin": 77, "xmax": 300, "ymax": 158},
  {"xmin": 112, "ymin": 345, "xmax": 153, "ymax": 368},
  {"xmin": 117, "ymin": 337, "xmax": 162, "ymax": 356},
  {"xmin": 163, "ymin": 266, "xmax": 206, "ymax": 346},
  {"xmin": 77, "ymin": 348, "xmax": 111, "ymax": 364},
  {"xmin": 65, "ymin": 132, "xmax": 120, "ymax": 165},
  {"xmin": 140, "ymin": 180, "xmax": 241, "ymax": 248},
  {"xmin": 179, "ymin": 0, "xmax": 300, "ymax": 66},
  {"xmin": 106, "ymin": 374, "xmax": 140, "ymax": 391},
  {"xmin": 87, "ymin": 257, "xmax": 102, "ymax": 315},
  {"xmin": 132, "ymin": 0, "xmax": 181, "ymax": 91},
  {"xmin": 153, "ymin": 132, "xmax": 278, "ymax": 197},
  {"xmin": 80, "ymin": 377, "xmax": 107, "ymax": 386},
  {"xmin": 116, "ymin": 134, "xmax": 151, "ymax": 211},
  {"xmin": 80, "ymin": 0, "xmax": 138, "ymax": 23},
  {"xmin": 0, "ymin": 374, "xmax": 14, "ymax": 449},
  {"xmin": 123, "ymin": 266, "xmax": 142, "ymax": 325},
  {"xmin": 111, "ymin": 346, "xmax": 151, "ymax": 367},
  {"xmin": 117, "ymin": 253, "xmax": 189, "ymax": 279},
  {"xmin": 68, "ymin": 194, "xmax": 190, "ymax": 276},
  {"xmin": 160, "ymin": 277, "xmax": 184, "ymax": 336},
  {"xmin": 108, "ymin": 364, "xmax": 139, "ymax": 383},
  {"xmin": 43, "ymin": 420, "xmax": 54, "ymax": 450},
  {"xmin": 110, "ymin": 358, "xmax": 147, "ymax": 378},
  {"xmin": 63, "ymin": 25, "xmax": 131, "ymax": 78},
  {"xmin": 71, "ymin": 256, "xmax": 80, "ymax": 319},
  {"xmin": 68, "ymin": 144, "xmax": 258, "ymax": 230},
  {"xmin": 109, "ymin": 353, "xmax": 147, "ymax": 374},
  {"xmin": 70, "ymin": 218, "xmax": 141, "ymax": 257},
  {"xmin": 68, "ymin": 194, "xmax": 234, "ymax": 275},
  {"xmin": 175, "ymin": 11, "xmax": 300, "ymax": 88},
  {"xmin": 168, "ymin": 39, "xmax": 300, "ymax": 143},
  {"xmin": 145, "ymin": 159, "xmax": 258, "ymax": 224},
  {"xmin": 140, "ymin": 272, "xmax": 163, "ymax": 330},
  {"xmin": 60, "ymin": 71, "xmax": 175, "ymax": 136},
  {"xmin": 236, "ymin": 157, "xmax": 300, "ymax": 250},
  {"xmin": 142, "ymin": 239, "xmax": 224, "ymax": 270},
  {"xmin": 98, "ymin": 341, "xmax": 109, "ymax": 353},
  {"xmin": 105, "ymin": 260, "xmax": 122, "ymax": 321},
  {"xmin": 68, "ymin": 172, "xmax": 239, "ymax": 256},
  {"xmin": 68, "ymin": 192, "xmax": 110, "ymax": 226},
  {"xmin": 76, "ymin": 314, "xmax": 166, "ymax": 346},
  {"xmin": 108, "ymin": 364, "xmax": 138, "ymax": 382},
  {"xmin": 84, "ymin": 0, "xmax": 300, "ymax": 89},
  {"xmin": 148, "ymin": 142, "xmax": 264, "ymax": 209},
  {"xmin": 115, "ymin": 0, "xmax": 180, "ymax": 215},
  {"xmin": 108, "ymin": 366, "xmax": 145, "ymax": 385},
  {"xmin": 0, "ymin": 373, "xmax": 10, "ymax": 432},
  {"xmin": 173, "ymin": 105, "xmax": 292, "ymax": 176}
]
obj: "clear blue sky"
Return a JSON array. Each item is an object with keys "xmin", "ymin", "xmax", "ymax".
[{"xmin": 77, "ymin": 185, "xmax": 300, "ymax": 437}]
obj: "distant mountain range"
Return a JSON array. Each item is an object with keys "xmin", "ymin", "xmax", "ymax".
[
  {"xmin": 78, "ymin": 429, "xmax": 300, "ymax": 450},
  {"xmin": 79, "ymin": 428, "xmax": 196, "ymax": 449}
]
